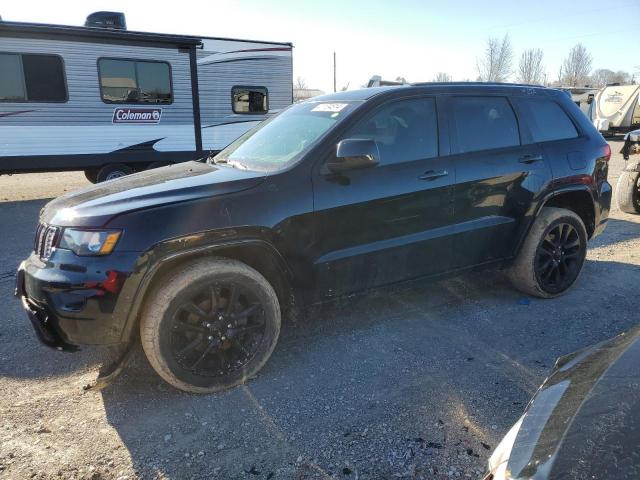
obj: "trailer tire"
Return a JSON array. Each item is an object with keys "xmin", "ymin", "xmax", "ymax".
[
  {"xmin": 616, "ymin": 171, "xmax": 640, "ymax": 214},
  {"xmin": 96, "ymin": 163, "xmax": 133, "ymax": 183},
  {"xmin": 84, "ymin": 168, "xmax": 99, "ymax": 184}
]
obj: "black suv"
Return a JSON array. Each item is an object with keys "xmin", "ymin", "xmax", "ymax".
[{"xmin": 16, "ymin": 84, "xmax": 612, "ymax": 393}]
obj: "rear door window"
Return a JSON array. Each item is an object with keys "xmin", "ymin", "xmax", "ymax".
[
  {"xmin": 450, "ymin": 97, "xmax": 520, "ymax": 153},
  {"xmin": 516, "ymin": 97, "xmax": 578, "ymax": 143},
  {"xmin": 346, "ymin": 97, "xmax": 438, "ymax": 165}
]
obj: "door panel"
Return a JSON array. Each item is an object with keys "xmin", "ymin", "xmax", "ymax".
[
  {"xmin": 310, "ymin": 96, "xmax": 455, "ymax": 298},
  {"xmin": 445, "ymin": 95, "xmax": 552, "ymax": 268},
  {"xmin": 450, "ymin": 145, "xmax": 550, "ymax": 268}
]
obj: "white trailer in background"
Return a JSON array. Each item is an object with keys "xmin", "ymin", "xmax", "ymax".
[
  {"xmin": 590, "ymin": 84, "xmax": 640, "ymax": 136},
  {"xmin": 0, "ymin": 12, "xmax": 293, "ymax": 182}
]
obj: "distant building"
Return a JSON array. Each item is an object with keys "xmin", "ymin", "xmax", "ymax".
[{"xmin": 293, "ymin": 88, "xmax": 325, "ymax": 102}]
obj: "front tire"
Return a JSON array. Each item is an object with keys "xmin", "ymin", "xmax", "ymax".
[
  {"xmin": 508, "ymin": 207, "xmax": 587, "ymax": 298},
  {"xmin": 616, "ymin": 170, "xmax": 640, "ymax": 214},
  {"xmin": 140, "ymin": 258, "xmax": 281, "ymax": 394}
]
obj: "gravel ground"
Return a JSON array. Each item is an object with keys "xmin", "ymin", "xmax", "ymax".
[{"xmin": 0, "ymin": 139, "xmax": 639, "ymax": 480}]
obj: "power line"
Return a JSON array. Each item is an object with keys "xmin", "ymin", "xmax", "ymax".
[{"xmin": 485, "ymin": 2, "xmax": 638, "ymax": 31}]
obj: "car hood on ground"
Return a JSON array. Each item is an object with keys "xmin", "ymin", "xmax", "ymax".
[
  {"xmin": 504, "ymin": 325, "xmax": 640, "ymax": 479},
  {"xmin": 40, "ymin": 161, "xmax": 266, "ymax": 227}
]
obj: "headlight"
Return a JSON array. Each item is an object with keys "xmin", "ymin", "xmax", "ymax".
[{"xmin": 59, "ymin": 229, "xmax": 121, "ymax": 256}]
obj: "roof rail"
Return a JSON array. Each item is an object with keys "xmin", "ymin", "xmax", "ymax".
[{"xmin": 411, "ymin": 81, "xmax": 545, "ymax": 88}]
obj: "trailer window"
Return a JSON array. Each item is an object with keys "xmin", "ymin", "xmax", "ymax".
[
  {"xmin": 98, "ymin": 59, "xmax": 172, "ymax": 104},
  {"xmin": 0, "ymin": 53, "xmax": 67, "ymax": 102},
  {"xmin": 232, "ymin": 86, "xmax": 268, "ymax": 114}
]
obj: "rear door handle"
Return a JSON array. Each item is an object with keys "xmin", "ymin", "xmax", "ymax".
[
  {"xmin": 519, "ymin": 154, "xmax": 543, "ymax": 164},
  {"xmin": 419, "ymin": 169, "xmax": 448, "ymax": 180}
]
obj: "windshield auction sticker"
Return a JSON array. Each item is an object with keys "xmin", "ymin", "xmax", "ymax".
[
  {"xmin": 312, "ymin": 103, "xmax": 348, "ymax": 112},
  {"xmin": 112, "ymin": 108, "xmax": 162, "ymax": 124}
]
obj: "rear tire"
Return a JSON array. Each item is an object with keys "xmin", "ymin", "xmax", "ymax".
[
  {"xmin": 508, "ymin": 207, "xmax": 587, "ymax": 299},
  {"xmin": 140, "ymin": 258, "xmax": 281, "ymax": 394},
  {"xmin": 616, "ymin": 171, "xmax": 640, "ymax": 214},
  {"xmin": 95, "ymin": 163, "xmax": 133, "ymax": 183}
]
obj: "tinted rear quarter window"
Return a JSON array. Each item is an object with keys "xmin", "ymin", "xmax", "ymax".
[
  {"xmin": 450, "ymin": 96, "xmax": 520, "ymax": 153},
  {"xmin": 347, "ymin": 97, "xmax": 438, "ymax": 165},
  {"xmin": 516, "ymin": 97, "xmax": 578, "ymax": 143}
]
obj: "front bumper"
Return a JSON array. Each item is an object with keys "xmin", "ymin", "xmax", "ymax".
[
  {"xmin": 16, "ymin": 249, "xmax": 142, "ymax": 349},
  {"xmin": 15, "ymin": 265, "xmax": 78, "ymax": 351}
]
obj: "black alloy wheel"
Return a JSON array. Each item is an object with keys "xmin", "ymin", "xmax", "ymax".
[
  {"xmin": 169, "ymin": 282, "xmax": 266, "ymax": 378},
  {"xmin": 534, "ymin": 222, "xmax": 584, "ymax": 295}
]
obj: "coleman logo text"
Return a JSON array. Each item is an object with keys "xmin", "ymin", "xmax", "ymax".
[{"xmin": 112, "ymin": 108, "xmax": 162, "ymax": 124}]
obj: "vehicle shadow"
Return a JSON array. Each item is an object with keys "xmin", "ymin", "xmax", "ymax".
[
  {"xmin": 98, "ymin": 255, "xmax": 640, "ymax": 479},
  {"xmin": 590, "ymin": 217, "xmax": 640, "ymax": 248}
]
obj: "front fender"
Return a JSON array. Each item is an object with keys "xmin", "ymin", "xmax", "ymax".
[{"xmin": 114, "ymin": 229, "xmax": 296, "ymax": 344}]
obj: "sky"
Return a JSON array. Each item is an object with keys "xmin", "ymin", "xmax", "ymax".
[{"xmin": 2, "ymin": 0, "xmax": 639, "ymax": 93}]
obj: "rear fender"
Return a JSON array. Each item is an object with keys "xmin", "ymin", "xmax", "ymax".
[{"xmin": 512, "ymin": 184, "xmax": 597, "ymax": 258}]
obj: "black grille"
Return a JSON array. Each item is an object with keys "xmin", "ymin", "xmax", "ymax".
[{"xmin": 34, "ymin": 224, "xmax": 60, "ymax": 260}]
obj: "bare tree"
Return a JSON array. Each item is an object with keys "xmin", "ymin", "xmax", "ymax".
[
  {"xmin": 294, "ymin": 76, "xmax": 307, "ymax": 90},
  {"xmin": 517, "ymin": 48, "xmax": 545, "ymax": 84},
  {"xmin": 433, "ymin": 72, "xmax": 452, "ymax": 82},
  {"xmin": 561, "ymin": 44, "xmax": 592, "ymax": 87},
  {"xmin": 591, "ymin": 68, "xmax": 614, "ymax": 87},
  {"xmin": 476, "ymin": 34, "xmax": 513, "ymax": 82},
  {"xmin": 591, "ymin": 68, "xmax": 631, "ymax": 86}
]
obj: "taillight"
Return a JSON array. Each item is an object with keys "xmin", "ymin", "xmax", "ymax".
[{"xmin": 601, "ymin": 144, "xmax": 611, "ymax": 162}]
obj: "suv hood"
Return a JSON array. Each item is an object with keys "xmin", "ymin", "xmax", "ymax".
[
  {"xmin": 502, "ymin": 326, "xmax": 640, "ymax": 479},
  {"xmin": 41, "ymin": 161, "xmax": 266, "ymax": 227}
]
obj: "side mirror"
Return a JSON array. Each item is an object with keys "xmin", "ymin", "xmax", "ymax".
[{"xmin": 327, "ymin": 139, "xmax": 380, "ymax": 173}]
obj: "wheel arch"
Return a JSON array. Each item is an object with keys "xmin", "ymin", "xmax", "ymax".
[
  {"xmin": 514, "ymin": 185, "xmax": 596, "ymax": 258},
  {"xmin": 119, "ymin": 237, "xmax": 300, "ymax": 344}
]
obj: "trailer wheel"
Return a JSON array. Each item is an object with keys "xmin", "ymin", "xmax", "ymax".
[
  {"xmin": 96, "ymin": 163, "xmax": 133, "ymax": 183},
  {"xmin": 84, "ymin": 168, "xmax": 99, "ymax": 184}
]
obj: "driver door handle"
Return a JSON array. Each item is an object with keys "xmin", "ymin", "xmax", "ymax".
[
  {"xmin": 519, "ymin": 154, "xmax": 543, "ymax": 164},
  {"xmin": 419, "ymin": 169, "xmax": 449, "ymax": 181}
]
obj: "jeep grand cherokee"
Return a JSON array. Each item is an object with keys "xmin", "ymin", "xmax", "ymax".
[{"xmin": 16, "ymin": 84, "xmax": 611, "ymax": 393}]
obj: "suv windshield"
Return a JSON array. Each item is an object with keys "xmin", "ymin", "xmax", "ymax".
[{"xmin": 212, "ymin": 101, "xmax": 359, "ymax": 172}]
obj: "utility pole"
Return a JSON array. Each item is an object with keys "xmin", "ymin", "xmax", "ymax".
[{"xmin": 333, "ymin": 51, "xmax": 337, "ymax": 93}]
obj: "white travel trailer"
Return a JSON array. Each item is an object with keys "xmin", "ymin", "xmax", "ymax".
[
  {"xmin": 0, "ymin": 12, "xmax": 293, "ymax": 182},
  {"xmin": 590, "ymin": 84, "xmax": 640, "ymax": 136}
]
